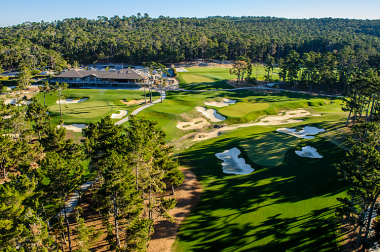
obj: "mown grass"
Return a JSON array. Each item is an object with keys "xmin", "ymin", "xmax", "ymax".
[
  {"xmin": 35, "ymin": 89, "xmax": 159, "ymax": 126},
  {"xmin": 239, "ymin": 132, "xmax": 300, "ymax": 167},
  {"xmin": 173, "ymin": 120, "xmax": 348, "ymax": 251},
  {"xmin": 177, "ymin": 66, "xmax": 281, "ymax": 90}
]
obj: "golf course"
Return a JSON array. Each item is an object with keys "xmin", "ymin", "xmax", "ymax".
[{"xmin": 37, "ymin": 66, "xmax": 350, "ymax": 251}]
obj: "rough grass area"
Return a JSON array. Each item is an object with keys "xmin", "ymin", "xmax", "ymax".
[
  {"xmin": 220, "ymin": 102, "xmax": 270, "ymax": 117},
  {"xmin": 173, "ymin": 123, "xmax": 348, "ymax": 252},
  {"xmin": 239, "ymin": 132, "xmax": 300, "ymax": 167},
  {"xmin": 35, "ymin": 89, "xmax": 159, "ymax": 125}
]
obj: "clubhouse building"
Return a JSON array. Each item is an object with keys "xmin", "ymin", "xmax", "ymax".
[{"xmin": 51, "ymin": 69, "xmax": 149, "ymax": 87}]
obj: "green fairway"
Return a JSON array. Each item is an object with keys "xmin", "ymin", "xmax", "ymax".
[
  {"xmin": 177, "ymin": 66, "xmax": 281, "ymax": 90},
  {"xmin": 173, "ymin": 124, "xmax": 348, "ymax": 252},
  {"xmin": 35, "ymin": 89, "xmax": 159, "ymax": 125},
  {"xmin": 219, "ymin": 102, "xmax": 270, "ymax": 117},
  {"xmin": 239, "ymin": 132, "xmax": 300, "ymax": 167}
]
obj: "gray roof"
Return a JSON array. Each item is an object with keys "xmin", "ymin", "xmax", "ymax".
[{"xmin": 54, "ymin": 69, "xmax": 147, "ymax": 80}]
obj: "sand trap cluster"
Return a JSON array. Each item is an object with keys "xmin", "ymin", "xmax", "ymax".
[
  {"xmin": 56, "ymin": 98, "xmax": 88, "ymax": 104},
  {"xmin": 276, "ymin": 126, "xmax": 325, "ymax": 139},
  {"xmin": 176, "ymin": 118, "xmax": 210, "ymax": 130},
  {"xmin": 121, "ymin": 99, "xmax": 146, "ymax": 105},
  {"xmin": 215, "ymin": 147, "xmax": 254, "ymax": 175},
  {"xmin": 110, "ymin": 110, "xmax": 128, "ymax": 119},
  {"xmin": 196, "ymin": 107, "xmax": 226, "ymax": 122},
  {"xmin": 57, "ymin": 124, "xmax": 87, "ymax": 132},
  {"xmin": 295, "ymin": 146, "xmax": 323, "ymax": 158},
  {"xmin": 205, "ymin": 98, "xmax": 236, "ymax": 107},
  {"xmin": 254, "ymin": 109, "xmax": 319, "ymax": 126},
  {"xmin": 192, "ymin": 109, "xmax": 321, "ymax": 141}
]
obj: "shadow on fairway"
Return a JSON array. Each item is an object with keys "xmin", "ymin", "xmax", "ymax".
[{"xmin": 175, "ymin": 131, "xmax": 347, "ymax": 251}]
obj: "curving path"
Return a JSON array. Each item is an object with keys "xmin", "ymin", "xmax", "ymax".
[{"xmin": 115, "ymin": 90, "xmax": 166, "ymax": 125}]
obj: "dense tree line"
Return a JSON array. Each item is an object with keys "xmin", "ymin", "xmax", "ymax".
[
  {"xmin": 2, "ymin": 15, "xmax": 380, "ymax": 68},
  {"xmin": 0, "ymin": 87, "xmax": 184, "ymax": 251}
]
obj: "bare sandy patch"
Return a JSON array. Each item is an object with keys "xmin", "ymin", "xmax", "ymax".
[
  {"xmin": 254, "ymin": 109, "xmax": 320, "ymax": 126},
  {"xmin": 295, "ymin": 146, "xmax": 323, "ymax": 158},
  {"xmin": 57, "ymin": 124, "xmax": 87, "ymax": 132},
  {"xmin": 121, "ymin": 99, "xmax": 146, "ymax": 105},
  {"xmin": 276, "ymin": 126, "xmax": 325, "ymax": 139},
  {"xmin": 192, "ymin": 109, "xmax": 320, "ymax": 141},
  {"xmin": 148, "ymin": 167, "xmax": 201, "ymax": 252},
  {"xmin": 176, "ymin": 118, "xmax": 210, "ymax": 130},
  {"xmin": 205, "ymin": 98, "xmax": 236, "ymax": 107},
  {"xmin": 195, "ymin": 106, "xmax": 226, "ymax": 122},
  {"xmin": 110, "ymin": 110, "xmax": 128, "ymax": 119},
  {"xmin": 215, "ymin": 147, "xmax": 254, "ymax": 175},
  {"xmin": 56, "ymin": 98, "xmax": 88, "ymax": 104}
]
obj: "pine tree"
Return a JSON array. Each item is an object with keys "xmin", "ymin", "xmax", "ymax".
[
  {"xmin": 73, "ymin": 207, "xmax": 101, "ymax": 252},
  {"xmin": 39, "ymin": 151, "xmax": 85, "ymax": 252}
]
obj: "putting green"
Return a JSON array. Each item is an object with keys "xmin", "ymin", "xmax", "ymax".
[
  {"xmin": 50, "ymin": 100, "xmax": 111, "ymax": 119},
  {"xmin": 219, "ymin": 102, "xmax": 270, "ymax": 117},
  {"xmin": 239, "ymin": 132, "xmax": 300, "ymax": 167}
]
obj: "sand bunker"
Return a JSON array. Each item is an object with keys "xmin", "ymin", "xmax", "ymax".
[
  {"xmin": 276, "ymin": 126, "xmax": 325, "ymax": 139},
  {"xmin": 205, "ymin": 98, "xmax": 236, "ymax": 107},
  {"xmin": 215, "ymin": 147, "xmax": 254, "ymax": 175},
  {"xmin": 110, "ymin": 110, "xmax": 128, "ymax": 119},
  {"xmin": 176, "ymin": 118, "xmax": 210, "ymax": 130},
  {"xmin": 192, "ymin": 109, "xmax": 321, "ymax": 141},
  {"xmin": 295, "ymin": 146, "xmax": 323, "ymax": 158},
  {"xmin": 57, "ymin": 124, "xmax": 87, "ymax": 132},
  {"xmin": 254, "ymin": 109, "xmax": 319, "ymax": 126},
  {"xmin": 121, "ymin": 99, "xmax": 146, "ymax": 105},
  {"xmin": 56, "ymin": 98, "xmax": 88, "ymax": 104},
  {"xmin": 196, "ymin": 107, "xmax": 226, "ymax": 122}
]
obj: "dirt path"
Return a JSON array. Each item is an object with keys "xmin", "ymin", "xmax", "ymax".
[{"xmin": 148, "ymin": 167, "xmax": 201, "ymax": 252}]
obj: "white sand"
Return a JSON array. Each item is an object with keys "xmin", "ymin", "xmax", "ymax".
[
  {"xmin": 57, "ymin": 124, "xmax": 87, "ymax": 132},
  {"xmin": 56, "ymin": 98, "xmax": 88, "ymax": 104},
  {"xmin": 196, "ymin": 107, "xmax": 226, "ymax": 122},
  {"xmin": 176, "ymin": 118, "xmax": 210, "ymax": 130},
  {"xmin": 295, "ymin": 146, "xmax": 323, "ymax": 158},
  {"xmin": 253, "ymin": 109, "xmax": 319, "ymax": 126},
  {"xmin": 110, "ymin": 110, "xmax": 128, "ymax": 119},
  {"xmin": 276, "ymin": 126, "xmax": 325, "ymax": 139},
  {"xmin": 175, "ymin": 68, "xmax": 188, "ymax": 72},
  {"xmin": 215, "ymin": 147, "xmax": 254, "ymax": 175},
  {"xmin": 205, "ymin": 98, "xmax": 236, "ymax": 107},
  {"xmin": 193, "ymin": 109, "xmax": 319, "ymax": 141},
  {"xmin": 121, "ymin": 99, "xmax": 146, "ymax": 105}
]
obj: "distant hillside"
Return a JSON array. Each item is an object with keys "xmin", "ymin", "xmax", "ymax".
[{"xmin": 1, "ymin": 15, "xmax": 380, "ymax": 68}]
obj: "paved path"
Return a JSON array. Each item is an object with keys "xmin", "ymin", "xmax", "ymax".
[
  {"xmin": 55, "ymin": 180, "xmax": 96, "ymax": 219},
  {"xmin": 115, "ymin": 90, "xmax": 166, "ymax": 125}
]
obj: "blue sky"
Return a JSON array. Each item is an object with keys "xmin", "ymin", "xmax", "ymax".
[{"xmin": 1, "ymin": 0, "xmax": 379, "ymax": 27}]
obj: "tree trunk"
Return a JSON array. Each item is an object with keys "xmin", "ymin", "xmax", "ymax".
[
  {"xmin": 113, "ymin": 193, "xmax": 121, "ymax": 248},
  {"xmin": 144, "ymin": 86, "xmax": 146, "ymax": 103},
  {"xmin": 44, "ymin": 91, "xmax": 46, "ymax": 107},
  {"xmin": 58, "ymin": 91, "xmax": 63, "ymax": 120},
  {"xmin": 346, "ymin": 108, "xmax": 352, "ymax": 127},
  {"xmin": 369, "ymin": 94, "xmax": 376, "ymax": 121},
  {"xmin": 63, "ymin": 204, "xmax": 73, "ymax": 252},
  {"xmin": 160, "ymin": 84, "xmax": 163, "ymax": 103},
  {"xmin": 310, "ymin": 83, "xmax": 313, "ymax": 95},
  {"xmin": 172, "ymin": 185, "xmax": 175, "ymax": 195},
  {"xmin": 364, "ymin": 191, "xmax": 380, "ymax": 242}
]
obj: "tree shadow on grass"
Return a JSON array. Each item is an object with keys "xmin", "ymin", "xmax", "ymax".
[{"xmin": 176, "ymin": 133, "xmax": 347, "ymax": 251}]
